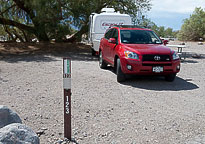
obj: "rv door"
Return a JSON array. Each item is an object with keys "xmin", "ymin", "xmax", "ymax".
[{"xmin": 88, "ymin": 14, "xmax": 94, "ymax": 44}]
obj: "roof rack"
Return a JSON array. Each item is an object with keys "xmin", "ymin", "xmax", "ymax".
[{"xmin": 109, "ymin": 25, "xmax": 146, "ymax": 29}]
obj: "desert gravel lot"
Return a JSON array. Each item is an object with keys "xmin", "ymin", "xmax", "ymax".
[{"xmin": 0, "ymin": 41, "xmax": 205, "ymax": 144}]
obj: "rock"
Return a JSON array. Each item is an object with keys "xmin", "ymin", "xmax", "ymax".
[
  {"xmin": 41, "ymin": 127, "xmax": 48, "ymax": 131},
  {"xmin": 0, "ymin": 105, "xmax": 22, "ymax": 128},
  {"xmin": 56, "ymin": 139, "xmax": 64, "ymax": 144},
  {"xmin": 180, "ymin": 42, "xmax": 186, "ymax": 45},
  {"xmin": 36, "ymin": 127, "xmax": 48, "ymax": 136},
  {"xmin": 58, "ymin": 132, "xmax": 63, "ymax": 135},
  {"xmin": 0, "ymin": 123, "xmax": 40, "ymax": 144},
  {"xmin": 83, "ymin": 132, "xmax": 87, "ymax": 137},
  {"xmin": 55, "ymin": 138, "xmax": 70, "ymax": 144},
  {"xmin": 24, "ymin": 117, "xmax": 28, "ymax": 121},
  {"xmin": 198, "ymin": 42, "xmax": 203, "ymax": 45},
  {"xmin": 36, "ymin": 130, "xmax": 45, "ymax": 136},
  {"xmin": 192, "ymin": 53, "xmax": 201, "ymax": 58}
]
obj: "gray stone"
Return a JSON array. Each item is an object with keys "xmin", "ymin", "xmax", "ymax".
[
  {"xmin": 192, "ymin": 53, "xmax": 201, "ymax": 58},
  {"xmin": 198, "ymin": 42, "xmax": 203, "ymax": 45},
  {"xmin": 0, "ymin": 123, "xmax": 39, "ymax": 144},
  {"xmin": 0, "ymin": 105, "xmax": 22, "ymax": 128},
  {"xmin": 36, "ymin": 130, "xmax": 45, "ymax": 136}
]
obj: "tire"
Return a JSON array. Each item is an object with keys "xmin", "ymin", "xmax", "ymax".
[
  {"xmin": 99, "ymin": 51, "xmax": 107, "ymax": 69},
  {"xmin": 91, "ymin": 48, "xmax": 96, "ymax": 56},
  {"xmin": 165, "ymin": 73, "xmax": 176, "ymax": 82},
  {"xmin": 116, "ymin": 58, "xmax": 126, "ymax": 82}
]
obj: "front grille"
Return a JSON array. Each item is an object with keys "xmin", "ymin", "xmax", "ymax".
[
  {"xmin": 142, "ymin": 63, "xmax": 172, "ymax": 66},
  {"xmin": 142, "ymin": 55, "xmax": 171, "ymax": 62}
]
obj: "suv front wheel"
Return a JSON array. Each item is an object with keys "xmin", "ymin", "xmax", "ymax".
[
  {"xmin": 165, "ymin": 73, "xmax": 176, "ymax": 82},
  {"xmin": 116, "ymin": 58, "xmax": 126, "ymax": 82}
]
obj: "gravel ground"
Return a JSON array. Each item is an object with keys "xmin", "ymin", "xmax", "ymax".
[{"xmin": 0, "ymin": 41, "xmax": 205, "ymax": 144}]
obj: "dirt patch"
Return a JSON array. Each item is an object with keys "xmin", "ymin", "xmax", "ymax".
[
  {"xmin": 0, "ymin": 42, "xmax": 91, "ymax": 56},
  {"xmin": 1, "ymin": 41, "xmax": 205, "ymax": 143}
]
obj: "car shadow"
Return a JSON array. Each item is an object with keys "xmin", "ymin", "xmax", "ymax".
[
  {"xmin": 120, "ymin": 75, "xmax": 199, "ymax": 91},
  {"xmin": 103, "ymin": 65, "xmax": 199, "ymax": 91},
  {"xmin": 0, "ymin": 54, "xmax": 59, "ymax": 63}
]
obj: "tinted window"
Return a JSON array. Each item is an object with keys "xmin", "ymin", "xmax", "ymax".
[
  {"xmin": 112, "ymin": 29, "xmax": 118, "ymax": 41},
  {"xmin": 120, "ymin": 30, "xmax": 162, "ymax": 44},
  {"xmin": 105, "ymin": 29, "xmax": 114, "ymax": 39}
]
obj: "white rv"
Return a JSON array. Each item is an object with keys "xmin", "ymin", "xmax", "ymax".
[{"xmin": 88, "ymin": 8, "xmax": 132, "ymax": 55}]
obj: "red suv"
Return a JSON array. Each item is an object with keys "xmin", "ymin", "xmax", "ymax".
[{"xmin": 99, "ymin": 26, "xmax": 180, "ymax": 82}]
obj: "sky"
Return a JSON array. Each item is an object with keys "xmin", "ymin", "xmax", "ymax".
[{"xmin": 147, "ymin": 0, "xmax": 205, "ymax": 30}]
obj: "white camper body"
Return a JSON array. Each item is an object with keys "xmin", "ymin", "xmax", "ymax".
[{"xmin": 88, "ymin": 8, "xmax": 132, "ymax": 55}]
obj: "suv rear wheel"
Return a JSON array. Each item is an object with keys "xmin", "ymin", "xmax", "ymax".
[
  {"xmin": 116, "ymin": 58, "xmax": 126, "ymax": 82},
  {"xmin": 99, "ymin": 51, "xmax": 107, "ymax": 69},
  {"xmin": 91, "ymin": 48, "xmax": 96, "ymax": 56}
]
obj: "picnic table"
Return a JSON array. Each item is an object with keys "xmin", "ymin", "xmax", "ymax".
[{"xmin": 166, "ymin": 44, "xmax": 187, "ymax": 59}]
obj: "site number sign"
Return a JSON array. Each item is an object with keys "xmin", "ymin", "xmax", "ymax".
[
  {"xmin": 64, "ymin": 59, "xmax": 71, "ymax": 76},
  {"xmin": 63, "ymin": 58, "xmax": 71, "ymax": 89}
]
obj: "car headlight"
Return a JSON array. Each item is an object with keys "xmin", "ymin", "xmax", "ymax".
[
  {"xmin": 172, "ymin": 51, "xmax": 180, "ymax": 60},
  {"xmin": 124, "ymin": 51, "xmax": 139, "ymax": 60}
]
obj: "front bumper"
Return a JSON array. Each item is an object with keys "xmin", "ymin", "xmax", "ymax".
[{"xmin": 120, "ymin": 57, "xmax": 180, "ymax": 75}]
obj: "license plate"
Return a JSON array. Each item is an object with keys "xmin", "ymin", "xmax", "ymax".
[{"xmin": 152, "ymin": 66, "xmax": 163, "ymax": 73}]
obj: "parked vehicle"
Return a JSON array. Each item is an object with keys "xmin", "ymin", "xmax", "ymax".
[
  {"xmin": 99, "ymin": 25, "xmax": 180, "ymax": 82},
  {"xmin": 88, "ymin": 8, "xmax": 132, "ymax": 55}
]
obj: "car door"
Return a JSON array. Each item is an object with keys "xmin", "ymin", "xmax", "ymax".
[
  {"xmin": 109, "ymin": 29, "xmax": 119, "ymax": 64},
  {"xmin": 103, "ymin": 29, "xmax": 114, "ymax": 63}
]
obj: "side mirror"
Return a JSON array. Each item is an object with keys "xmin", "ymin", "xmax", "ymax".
[
  {"xmin": 163, "ymin": 40, "xmax": 169, "ymax": 45},
  {"xmin": 108, "ymin": 38, "xmax": 117, "ymax": 44}
]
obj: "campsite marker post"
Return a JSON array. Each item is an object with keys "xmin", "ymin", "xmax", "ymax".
[{"xmin": 63, "ymin": 58, "xmax": 71, "ymax": 140}]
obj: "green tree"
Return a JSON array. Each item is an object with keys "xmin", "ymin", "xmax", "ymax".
[
  {"xmin": 0, "ymin": 25, "xmax": 7, "ymax": 36},
  {"xmin": 0, "ymin": 0, "xmax": 75, "ymax": 42},
  {"xmin": 165, "ymin": 28, "xmax": 173, "ymax": 37},
  {"xmin": 157, "ymin": 26, "xmax": 165, "ymax": 37},
  {"xmin": 69, "ymin": 0, "xmax": 151, "ymax": 41},
  {"xmin": 137, "ymin": 17, "xmax": 156, "ymax": 29},
  {"xmin": 136, "ymin": 17, "xmax": 178, "ymax": 38},
  {"xmin": 177, "ymin": 7, "xmax": 205, "ymax": 41},
  {"xmin": 0, "ymin": 0, "xmax": 151, "ymax": 42}
]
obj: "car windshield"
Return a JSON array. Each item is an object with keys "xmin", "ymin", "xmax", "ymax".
[{"xmin": 120, "ymin": 30, "xmax": 162, "ymax": 44}]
